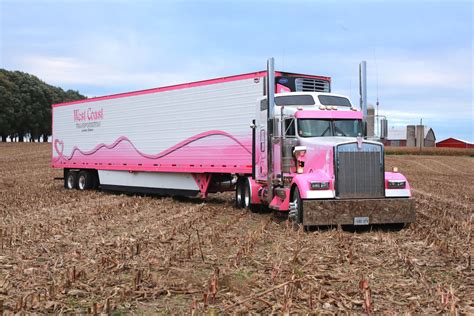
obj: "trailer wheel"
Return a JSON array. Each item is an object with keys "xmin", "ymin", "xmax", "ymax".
[
  {"xmin": 91, "ymin": 170, "xmax": 100, "ymax": 190},
  {"xmin": 65, "ymin": 171, "xmax": 78, "ymax": 190},
  {"xmin": 78, "ymin": 171, "xmax": 93, "ymax": 191},
  {"xmin": 235, "ymin": 179, "xmax": 245, "ymax": 209},
  {"xmin": 289, "ymin": 187, "xmax": 303, "ymax": 226}
]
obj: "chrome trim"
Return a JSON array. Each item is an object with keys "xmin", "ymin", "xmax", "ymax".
[
  {"xmin": 295, "ymin": 78, "xmax": 330, "ymax": 92},
  {"xmin": 335, "ymin": 142, "xmax": 385, "ymax": 199}
]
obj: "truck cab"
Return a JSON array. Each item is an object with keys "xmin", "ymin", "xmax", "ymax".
[{"xmin": 245, "ymin": 91, "xmax": 415, "ymax": 226}]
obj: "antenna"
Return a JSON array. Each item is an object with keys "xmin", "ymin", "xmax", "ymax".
[
  {"xmin": 349, "ymin": 79, "xmax": 352, "ymax": 104},
  {"xmin": 373, "ymin": 49, "xmax": 381, "ymax": 138}
]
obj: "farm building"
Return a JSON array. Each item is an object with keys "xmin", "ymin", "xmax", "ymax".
[
  {"xmin": 384, "ymin": 125, "xmax": 436, "ymax": 147},
  {"xmin": 436, "ymin": 137, "xmax": 474, "ymax": 148}
]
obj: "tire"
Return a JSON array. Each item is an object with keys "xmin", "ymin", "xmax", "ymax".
[
  {"xmin": 235, "ymin": 179, "xmax": 245, "ymax": 209},
  {"xmin": 65, "ymin": 171, "xmax": 78, "ymax": 190},
  {"xmin": 289, "ymin": 187, "xmax": 303, "ymax": 226},
  {"xmin": 77, "ymin": 170, "xmax": 93, "ymax": 191},
  {"xmin": 243, "ymin": 179, "xmax": 260, "ymax": 212},
  {"xmin": 91, "ymin": 170, "xmax": 100, "ymax": 190}
]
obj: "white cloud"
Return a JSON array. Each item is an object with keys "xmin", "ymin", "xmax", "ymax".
[
  {"xmin": 374, "ymin": 55, "xmax": 472, "ymax": 90},
  {"xmin": 15, "ymin": 55, "xmax": 225, "ymax": 92}
]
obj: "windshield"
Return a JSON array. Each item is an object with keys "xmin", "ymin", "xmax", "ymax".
[
  {"xmin": 298, "ymin": 119, "xmax": 362, "ymax": 137},
  {"xmin": 318, "ymin": 95, "xmax": 352, "ymax": 107}
]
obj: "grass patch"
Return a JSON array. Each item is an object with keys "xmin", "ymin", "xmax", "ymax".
[{"xmin": 385, "ymin": 147, "xmax": 474, "ymax": 156}]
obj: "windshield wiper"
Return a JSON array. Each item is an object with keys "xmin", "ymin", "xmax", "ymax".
[
  {"xmin": 321, "ymin": 126, "xmax": 331, "ymax": 136},
  {"xmin": 334, "ymin": 126, "xmax": 347, "ymax": 136}
]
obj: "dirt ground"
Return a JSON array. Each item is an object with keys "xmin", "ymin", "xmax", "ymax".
[{"xmin": 0, "ymin": 143, "xmax": 472, "ymax": 314}]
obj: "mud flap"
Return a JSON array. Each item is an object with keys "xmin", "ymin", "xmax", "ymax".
[{"xmin": 302, "ymin": 198, "xmax": 415, "ymax": 226}]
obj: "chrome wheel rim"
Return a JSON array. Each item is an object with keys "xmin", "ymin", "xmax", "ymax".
[
  {"xmin": 288, "ymin": 196, "xmax": 299, "ymax": 221},
  {"xmin": 78, "ymin": 175, "xmax": 86, "ymax": 190},
  {"xmin": 67, "ymin": 175, "xmax": 74, "ymax": 189}
]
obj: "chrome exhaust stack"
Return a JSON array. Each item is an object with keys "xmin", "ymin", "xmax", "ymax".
[
  {"xmin": 359, "ymin": 60, "xmax": 368, "ymax": 120},
  {"xmin": 266, "ymin": 57, "xmax": 275, "ymax": 202}
]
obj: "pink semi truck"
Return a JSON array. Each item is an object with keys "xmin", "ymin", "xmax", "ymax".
[{"xmin": 52, "ymin": 59, "xmax": 415, "ymax": 227}]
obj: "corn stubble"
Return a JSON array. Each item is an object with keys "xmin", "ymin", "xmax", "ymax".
[{"xmin": 0, "ymin": 143, "xmax": 472, "ymax": 314}]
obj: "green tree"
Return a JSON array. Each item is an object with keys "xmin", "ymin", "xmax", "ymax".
[{"xmin": 0, "ymin": 69, "xmax": 86, "ymax": 142}]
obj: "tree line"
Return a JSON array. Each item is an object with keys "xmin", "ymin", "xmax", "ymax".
[{"xmin": 0, "ymin": 69, "xmax": 86, "ymax": 142}]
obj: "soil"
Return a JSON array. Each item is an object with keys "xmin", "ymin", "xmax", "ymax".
[{"xmin": 0, "ymin": 143, "xmax": 472, "ymax": 314}]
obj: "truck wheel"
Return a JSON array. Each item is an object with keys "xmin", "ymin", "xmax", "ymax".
[
  {"xmin": 244, "ymin": 179, "xmax": 260, "ymax": 212},
  {"xmin": 65, "ymin": 171, "xmax": 78, "ymax": 190},
  {"xmin": 235, "ymin": 179, "xmax": 245, "ymax": 209},
  {"xmin": 78, "ymin": 171, "xmax": 93, "ymax": 190},
  {"xmin": 289, "ymin": 187, "xmax": 303, "ymax": 226}
]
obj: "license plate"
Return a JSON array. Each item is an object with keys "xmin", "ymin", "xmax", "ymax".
[{"xmin": 354, "ymin": 217, "xmax": 369, "ymax": 225}]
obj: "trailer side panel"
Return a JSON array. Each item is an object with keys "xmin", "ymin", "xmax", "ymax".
[{"xmin": 52, "ymin": 77, "xmax": 265, "ymax": 174}]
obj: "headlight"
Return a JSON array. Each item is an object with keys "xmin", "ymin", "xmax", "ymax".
[
  {"xmin": 310, "ymin": 181, "xmax": 330, "ymax": 190},
  {"xmin": 388, "ymin": 180, "xmax": 406, "ymax": 189}
]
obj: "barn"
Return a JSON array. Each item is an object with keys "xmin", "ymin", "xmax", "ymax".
[
  {"xmin": 384, "ymin": 127, "xmax": 407, "ymax": 147},
  {"xmin": 384, "ymin": 125, "xmax": 436, "ymax": 147},
  {"xmin": 436, "ymin": 138, "xmax": 474, "ymax": 148}
]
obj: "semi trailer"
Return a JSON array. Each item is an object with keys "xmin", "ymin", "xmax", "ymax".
[{"xmin": 52, "ymin": 59, "xmax": 415, "ymax": 226}]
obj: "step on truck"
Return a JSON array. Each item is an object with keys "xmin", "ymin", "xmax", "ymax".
[{"xmin": 52, "ymin": 58, "xmax": 415, "ymax": 227}]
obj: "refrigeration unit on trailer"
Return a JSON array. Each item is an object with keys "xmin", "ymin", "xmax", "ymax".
[{"xmin": 52, "ymin": 59, "xmax": 415, "ymax": 227}]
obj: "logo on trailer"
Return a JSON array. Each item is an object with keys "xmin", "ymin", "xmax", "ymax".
[
  {"xmin": 54, "ymin": 139, "xmax": 64, "ymax": 158},
  {"xmin": 73, "ymin": 107, "xmax": 104, "ymax": 132},
  {"xmin": 278, "ymin": 78, "xmax": 288, "ymax": 84},
  {"xmin": 73, "ymin": 108, "xmax": 104, "ymax": 122}
]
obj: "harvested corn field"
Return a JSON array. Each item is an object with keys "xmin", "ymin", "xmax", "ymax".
[{"xmin": 0, "ymin": 143, "xmax": 472, "ymax": 314}]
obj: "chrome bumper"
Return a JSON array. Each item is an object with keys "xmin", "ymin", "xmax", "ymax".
[{"xmin": 302, "ymin": 198, "xmax": 415, "ymax": 226}]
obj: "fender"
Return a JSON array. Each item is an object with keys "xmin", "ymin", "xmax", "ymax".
[
  {"xmin": 290, "ymin": 171, "xmax": 335, "ymax": 199},
  {"xmin": 384, "ymin": 172, "xmax": 412, "ymax": 198},
  {"xmin": 246, "ymin": 177, "xmax": 263, "ymax": 205}
]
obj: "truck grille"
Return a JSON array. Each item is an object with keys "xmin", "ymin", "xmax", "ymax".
[
  {"xmin": 295, "ymin": 78, "xmax": 330, "ymax": 92},
  {"xmin": 335, "ymin": 142, "xmax": 384, "ymax": 199}
]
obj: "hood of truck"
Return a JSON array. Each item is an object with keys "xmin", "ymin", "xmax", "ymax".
[
  {"xmin": 298, "ymin": 136, "xmax": 360, "ymax": 147},
  {"xmin": 296, "ymin": 137, "xmax": 383, "ymax": 177}
]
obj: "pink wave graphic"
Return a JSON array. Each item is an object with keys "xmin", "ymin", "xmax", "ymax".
[{"xmin": 53, "ymin": 130, "xmax": 251, "ymax": 163}]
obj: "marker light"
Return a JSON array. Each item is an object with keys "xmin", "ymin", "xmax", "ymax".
[
  {"xmin": 319, "ymin": 105, "xmax": 326, "ymax": 110},
  {"xmin": 392, "ymin": 167, "xmax": 399, "ymax": 173},
  {"xmin": 388, "ymin": 180, "xmax": 406, "ymax": 189}
]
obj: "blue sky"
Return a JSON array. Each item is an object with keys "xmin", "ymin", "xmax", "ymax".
[{"xmin": 1, "ymin": 0, "xmax": 473, "ymax": 141}]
